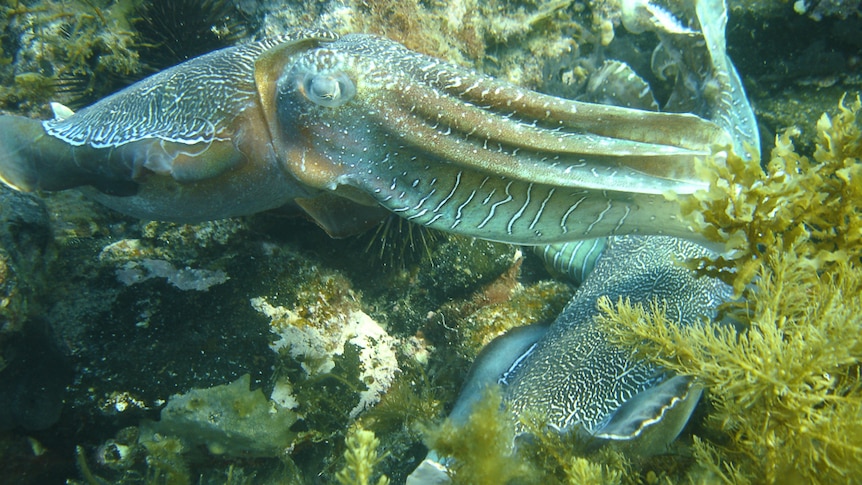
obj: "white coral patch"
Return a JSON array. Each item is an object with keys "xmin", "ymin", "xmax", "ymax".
[
  {"xmin": 270, "ymin": 379, "xmax": 300, "ymax": 410},
  {"xmin": 251, "ymin": 297, "xmax": 399, "ymax": 417},
  {"xmin": 347, "ymin": 310, "xmax": 399, "ymax": 418}
]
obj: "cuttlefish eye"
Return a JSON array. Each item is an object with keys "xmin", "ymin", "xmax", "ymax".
[{"xmin": 301, "ymin": 71, "xmax": 356, "ymax": 108}]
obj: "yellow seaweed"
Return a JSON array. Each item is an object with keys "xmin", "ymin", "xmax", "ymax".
[
  {"xmin": 678, "ymin": 94, "xmax": 862, "ymax": 293},
  {"xmin": 423, "ymin": 387, "xmax": 537, "ymax": 484},
  {"xmin": 597, "ymin": 95, "xmax": 862, "ymax": 484},
  {"xmin": 336, "ymin": 426, "xmax": 390, "ymax": 485}
]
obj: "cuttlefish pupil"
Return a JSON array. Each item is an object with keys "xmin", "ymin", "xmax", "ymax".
[{"xmin": 300, "ymin": 71, "xmax": 356, "ymax": 107}]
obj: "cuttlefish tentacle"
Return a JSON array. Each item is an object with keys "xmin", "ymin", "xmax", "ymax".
[{"xmin": 378, "ymin": 82, "xmax": 713, "ymax": 191}]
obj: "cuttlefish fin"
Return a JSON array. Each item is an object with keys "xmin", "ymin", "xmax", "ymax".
[
  {"xmin": 295, "ymin": 192, "xmax": 390, "ymax": 238},
  {"xmin": 49, "ymin": 102, "xmax": 75, "ymax": 121},
  {"xmin": 593, "ymin": 375, "xmax": 702, "ymax": 452}
]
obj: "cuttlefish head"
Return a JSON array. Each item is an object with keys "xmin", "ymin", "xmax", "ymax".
[{"xmin": 256, "ymin": 34, "xmax": 733, "ymax": 245}]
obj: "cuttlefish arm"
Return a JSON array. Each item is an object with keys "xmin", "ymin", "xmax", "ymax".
[
  {"xmin": 0, "ymin": 29, "xmax": 730, "ymax": 243},
  {"xmin": 268, "ymin": 33, "xmax": 732, "ymax": 244}
]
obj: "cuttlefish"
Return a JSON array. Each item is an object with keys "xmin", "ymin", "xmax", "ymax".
[
  {"xmin": 0, "ymin": 20, "xmax": 731, "ymax": 244},
  {"xmin": 409, "ymin": 0, "xmax": 756, "ymax": 481},
  {"xmin": 408, "ymin": 236, "xmax": 732, "ymax": 484}
]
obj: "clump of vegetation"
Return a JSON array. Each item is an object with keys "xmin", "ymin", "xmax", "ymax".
[
  {"xmin": 678, "ymin": 93, "xmax": 862, "ymax": 293},
  {"xmin": 423, "ymin": 387, "xmax": 537, "ymax": 484},
  {"xmin": 455, "ymin": 279, "xmax": 573, "ymax": 359},
  {"xmin": 362, "ymin": 368, "xmax": 446, "ymax": 435},
  {"xmin": 0, "ymin": 0, "xmax": 142, "ymax": 111},
  {"xmin": 336, "ymin": 426, "xmax": 390, "ymax": 485},
  {"xmin": 596, "ymin": 94, "xmax": 862, "ymax": 483},
  {"xmin": 421, "ymin": 386, "xmax": 636, "ymax": 484},
  {"xmin": 517, "ymin": 410, "xmax": 634, "ymax": 485},
  {"xmin": 561, "ymin": 456, "xmax": 622, "ymax": 485}
]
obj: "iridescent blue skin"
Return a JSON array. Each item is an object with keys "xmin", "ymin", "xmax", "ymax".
[{"xmin": 0, "ymin": 28, "xmax": 732, "ymax": 243}]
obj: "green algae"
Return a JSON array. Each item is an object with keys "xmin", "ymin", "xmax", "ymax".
[{"xmin": 336, "ymin": 426, "xmax": 390, "ymax": 485}]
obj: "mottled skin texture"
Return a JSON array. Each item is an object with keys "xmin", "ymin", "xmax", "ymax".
[
  {"xmin": 503, "ymin": 236, "xmax": 731, "ymax": 439},
  {"xmin": 0, "ymin": 29, "xmax": 730, "ymax": 243}
]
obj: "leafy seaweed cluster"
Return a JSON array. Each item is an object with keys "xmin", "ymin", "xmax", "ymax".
[
  {"xmin": 597, "ymin": 94, "xmax": 862, "ymax": 483},
  {"xmin": 423, "ymin": 387, "xmax": 536, "ymax": 484},
  {"xmin": 0, "ymin": 0, "xmax": 141, "ymax": 112},
  {"xmin": 679, "ymin": 94, "xmax": 862, "ymax": 293}
]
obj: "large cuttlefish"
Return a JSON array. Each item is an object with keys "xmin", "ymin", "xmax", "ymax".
[{"xmin": 0, "ymin": 17, "xmax": 733, "ymax": 244}]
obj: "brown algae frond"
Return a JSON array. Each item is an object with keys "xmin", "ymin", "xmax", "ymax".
[
  {"xmin": 597, "ymin": 94, "xmax": 862, "ymax": 483},
  {"xmin": 679, "ymin": 94, "xmax": 862, "ymax": 293}
]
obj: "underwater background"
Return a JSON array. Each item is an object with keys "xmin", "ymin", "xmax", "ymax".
[{"xmin": 0, "ymin": 0, "xmax": 860, "ymax": 483}]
